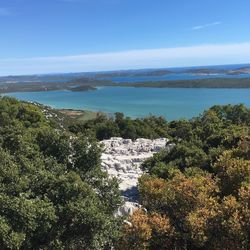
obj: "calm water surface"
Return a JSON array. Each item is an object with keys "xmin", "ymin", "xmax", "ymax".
[{"xmin": 5, "ymin": 87, "xmax": 250, "ymax": 120}]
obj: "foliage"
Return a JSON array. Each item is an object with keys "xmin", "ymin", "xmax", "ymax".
[
  {"xmin": 0, "ymin": 96, "xmax": 122, "ymax": 250},
  {"xmin": 119, "ymin": 104, "xmax": 250, "ymax": 249},
  {"xmin": 119, "ymin": 210, "xmax": 175, "ymax": 250},
  {"xmin": 0, "ymin": 96, "xmax": 249, "ymax": 249},
  {"xmin": 69, "ymin": 112, "xmax": 169, "ymax": 140}
]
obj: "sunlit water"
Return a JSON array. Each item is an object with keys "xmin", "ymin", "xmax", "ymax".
[{"xmin": 5, "ymin": 87, "xmax": 250, "ymax": 120}]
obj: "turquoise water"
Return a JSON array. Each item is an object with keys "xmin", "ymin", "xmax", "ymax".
[{"xmin": 5, "ymin": 87, "xmax": 250, "ymax": 120}]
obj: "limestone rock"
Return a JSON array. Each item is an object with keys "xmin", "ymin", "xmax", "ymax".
[{"xmin": 100, "ymin": 137, "xmax": 174, "ymax": 216}]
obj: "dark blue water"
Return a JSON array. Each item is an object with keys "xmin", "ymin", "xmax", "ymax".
[{"xmin": 5, "ymin": 87, "xmax": 250, "ymax": 120}]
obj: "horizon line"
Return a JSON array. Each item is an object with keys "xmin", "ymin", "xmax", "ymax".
[
  {"xmin": 1, "ymin": 62, "xmax": 250, "ymax": 77},
  {"xmin": 1, "ymin": 42, "xmax": 250, "ymax": 76}
]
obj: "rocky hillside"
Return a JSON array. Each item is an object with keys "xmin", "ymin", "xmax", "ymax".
[{"xmin": 100, "ymin": 137, "xmax": 174, "ymax": 216}]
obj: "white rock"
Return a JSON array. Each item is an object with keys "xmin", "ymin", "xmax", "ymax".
[
  {"xmin": 115, "ymin": 201, "xmax": 141, "ymax": 217},
  {"xmin": 100, "ymin": 137, "xmax": 172, "ymax": 216},
  {"xmin": 123, "ymin": 220, "xmax": 132, "ymax": 227}
]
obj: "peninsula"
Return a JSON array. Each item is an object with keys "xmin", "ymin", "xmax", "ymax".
[{"xmin": 1, "ymin": 76, "xmax": 250, "ymax": 94}]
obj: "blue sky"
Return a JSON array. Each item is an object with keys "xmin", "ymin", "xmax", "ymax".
[{"xmin": 0, "ymin": 0, "xmax": 250, "ymax": 75}]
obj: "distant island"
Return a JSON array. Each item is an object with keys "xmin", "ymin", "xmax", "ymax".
[
  {"xmin": 94, "ymin": 69, "xmax": 173, "ymax": 78},
  {"xmin": 182, "ymin": 66, "xmax": 250, "ymax": 75},
  {"xmin": 124, "ymin": 78, "xmax": 250, "ymax": 88},
  {"xmin": 1, "ymin": 64, "xmax": 250, "ymax": 94},
  {"xmin": 0, "ymin": 78, "xmax": 113, "ymax": 93},
  {"xmin": 1, "ymin": 77, "xmax": 250, "ymax": 94},
  {"xmin": 93, "ymin": 65, "xmax": 250, "ymax": 78}
]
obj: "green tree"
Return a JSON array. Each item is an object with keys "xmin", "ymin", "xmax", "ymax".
[{"xmin": 0, "ymin": 97, "xmax": 122, "ymax": 249}]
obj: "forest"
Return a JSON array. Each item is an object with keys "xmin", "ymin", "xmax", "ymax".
[{"xmin": 0, "ymin": 96, "xmax": 249, "ymax": 249}]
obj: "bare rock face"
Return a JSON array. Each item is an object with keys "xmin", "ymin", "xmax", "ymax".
[{"xmin": 100, "ymin": 137, "xmax": 173, "ymax": 216}]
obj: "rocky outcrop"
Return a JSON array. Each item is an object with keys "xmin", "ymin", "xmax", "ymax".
[{"xmin": 100, "ymin": 137, "xmax": 174, "ymax": 216}]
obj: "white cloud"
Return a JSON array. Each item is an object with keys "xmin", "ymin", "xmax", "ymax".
[
  {"xmin": 192, "ymin": 22, "xmax": 222, "ymax": 30},
  {"xmin": 0, "ymin": 8, "xmax": 11, "ymax": 16},
  {"xmin": 1, "ymin": 42, "xmax": 250, "ymax": 76}
]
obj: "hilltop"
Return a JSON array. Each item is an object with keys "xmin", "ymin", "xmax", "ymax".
[{"xmin": 0, "ymin": 96, "xmax": 249, "ymax": 249}]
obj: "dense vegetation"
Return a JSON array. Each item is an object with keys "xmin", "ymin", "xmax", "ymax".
[
  {"xmin": 0, "ymin": 97, "xmax": 122, "ymax": 249},
  {"xmin": 119, "ymin": 105, "xmax": 250, "ymax": 249},
  {"xmin": 69, "ymin": 112, "xmax": 169, "ymax": 141},
  {"xmin": 0, "ymin": 96, "xmax": 249, "ymax": 249},
  {"xmin": 68, "ymin": 104, "xmax": 250, "ymax": 249}
]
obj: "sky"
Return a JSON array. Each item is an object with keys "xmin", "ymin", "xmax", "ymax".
[{"xmin": 0, "ymin": 0, "xmax": 250, "ymax": 75}]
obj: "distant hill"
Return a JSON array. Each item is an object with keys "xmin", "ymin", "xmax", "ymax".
[
  {"xmin": 94, "ymin": 69, "xmax": 173, "ymax": 78},
  {"xmin": 1, "ymin": 63, "xmax": 249, "ymax": 84},
  {"xmin": 126, "ymin": 78, "xmax": 250, "ymax": 88},
  {"xmin": 1, "ymin": 63, "xmax": 250, "ymax": 93}
]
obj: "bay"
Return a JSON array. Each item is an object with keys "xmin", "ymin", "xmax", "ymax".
[{"xmin": 5, "ymin": 87, "xmax": 250, "ymax": 121}]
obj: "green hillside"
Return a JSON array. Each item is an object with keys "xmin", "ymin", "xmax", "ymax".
[{"xmin": 0, "ymin": 96, "xmax": 249, "ymax": 249}]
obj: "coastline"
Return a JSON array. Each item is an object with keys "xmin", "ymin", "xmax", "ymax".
[
  {"xmin": 4, "ymin": 87, "xmax": 250, "ymax": 121},
  {"xmin": 1, "ymin": 77, "xmax": 250, "ymax": 95}
]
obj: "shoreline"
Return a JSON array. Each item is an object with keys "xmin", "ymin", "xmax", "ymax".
[{"xmin": 0, "ymin": 77, "xmax": 250, "ymax": 95}]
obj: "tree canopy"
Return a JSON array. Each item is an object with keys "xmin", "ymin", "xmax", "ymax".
[
  {"xmin": 0, "ymin": 96, "xmax": 249, "ymax": 249},
  {"xmin": 0, "ymin": 97, "xmax": 122, "ymax": 249},
  {"xmin": 120, "ymin": 105, "xmax": 250, "ymax": 250}
]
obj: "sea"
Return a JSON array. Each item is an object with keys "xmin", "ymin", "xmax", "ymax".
[
  {"xmin": 3, "ymin": 64, "xmax": 250, "ymax": 120},
  {"xmin": 5, "ymin": 87, "xmax": 250, "ymax": 121}
]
